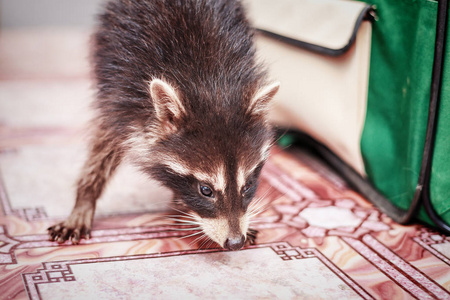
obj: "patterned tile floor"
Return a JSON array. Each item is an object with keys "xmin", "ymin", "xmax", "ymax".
[{"xmin": 1, "ymin": 29, "xmax": 449, "ymax": 300}]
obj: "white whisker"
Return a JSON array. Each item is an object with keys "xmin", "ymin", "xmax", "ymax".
[
  {"xmin": 171, "ymin": 227, "xmax": 202, "ymax": 231},
  {"xmin": 198, "ymin": 236, "xmax": 213, "ymax": 249},
  {"xmin": 204, "ymin": 239, "xmax": 215, "ymax": 249},
  {"xmin": 247, "ymin": 187, "xmax": 287, "ymax": 223},
  {"xmin": 168, "ymin": 223, "xmax": 202, "ymax": 228},
  {"xmin": 248, "ymin": 200, "xmax": 269, "ymax": 217},
  {"xmin": 248, "ymin": 188, "xmax": 273, "ymax": 211},
  {"xmin": 248, "ymin": 193, "xmax": 286, "ymax": 224},
  {"xmin": 170, "ymin": 207, "xmax": 198, "ymax": 219},
  {"xmin": 166, "ymin": 218, "xmax": 202, "ymax": 225},
  {"xmin": 165, "ymin": 214, "xmax": 197, "ymax": 219},
  {"xmin": 189, "ymin": 232, "xmax": 208, "ymax": 247},
  {"xmin": 179, "ymin": 230, "xmax": 204, "ymax": 240},
  {"xmin": 251, "ymin": 186, "xmax": 275, "ymax": 205}
]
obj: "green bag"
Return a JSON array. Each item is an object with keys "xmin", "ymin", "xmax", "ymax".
[
  {"xmin": 249, "ymin": 0, "xmax": 450, "ymax": 233},
  {"xmin": 360, "ymin": 0, "xmax": 450, "ymax": 231}
]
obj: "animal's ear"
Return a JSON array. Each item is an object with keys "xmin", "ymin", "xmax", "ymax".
[
  {"xmin": 150, "ymin": 79, "xmax": 186, "ymax": 133},
  {"xmin": 247, "ymin": 82, "xmax": 280, "ymax": 116}
]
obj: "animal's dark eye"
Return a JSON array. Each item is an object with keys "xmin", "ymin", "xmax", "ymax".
[
  {"xmin": 243, "ymin": 182, "xmax": 252, "ymax": 194},
  {"xmin": 199, "ymin": 184, "xmax": 214, "ymax": 198}
]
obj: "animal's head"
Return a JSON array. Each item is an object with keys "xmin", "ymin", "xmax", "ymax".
[{"xmin": 147, "ymin": 78, "xmax": 279, "ymax": 250}]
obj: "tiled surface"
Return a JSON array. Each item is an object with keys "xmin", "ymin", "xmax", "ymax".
[{"xmin": 1, "ymin": 29, "xmax": 450, "ymax": 300}]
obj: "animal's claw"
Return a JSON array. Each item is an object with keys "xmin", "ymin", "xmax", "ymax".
[
  {"xmin": 246, "ymin": 228, "xmax": 258, "ymax": 245},
  {"xmin": 48, "ymin": 223, "xmax": 91, "ymax": 245}
]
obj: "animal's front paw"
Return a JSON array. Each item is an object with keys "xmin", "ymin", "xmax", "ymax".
[
  {"xmin": 48, "ymin": 206, "xmax": 94, "ymax": 244},
  {"xmin": 48, "ymin": 223, "xmax": 91, "ymax": 244},
  {"xmin": 246, "ymin": 228, "xmax": 258, "ymax": 245}
]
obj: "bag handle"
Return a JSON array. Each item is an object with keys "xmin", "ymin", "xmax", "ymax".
[{"xmin": 413, "ymin": 0, "xmax": 449, "ymax": 233}]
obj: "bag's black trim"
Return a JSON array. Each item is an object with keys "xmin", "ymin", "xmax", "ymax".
[
  {"xmin": 276, "ymin": 129, "xmax": 409, "ymax": 223},
  {"xmin": 256, "ymin": 5, "xmax": 375, "ymax": 57},
  {"xmin": 416, "ymin": 0, "xmax": 449, "ymax": 233}
]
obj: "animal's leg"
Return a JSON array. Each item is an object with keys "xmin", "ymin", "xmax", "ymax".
[{"xmin": 48, "ymin": 127, "xmax": 123, "ymax": 244}]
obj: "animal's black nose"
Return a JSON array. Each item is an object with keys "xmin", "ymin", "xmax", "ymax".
[{"xmin": 224, "ymin": 236, "xmax": 245, "ymax": 251}]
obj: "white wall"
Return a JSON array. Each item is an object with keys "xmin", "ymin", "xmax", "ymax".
[{"xmin": 1, "ymin": 0, "xmax": 107, "ymax": 28}]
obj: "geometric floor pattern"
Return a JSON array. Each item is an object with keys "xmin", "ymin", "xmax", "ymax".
[{"xmin": 1, "ymin": 29, "xmax": 449, "ymax": 300}]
